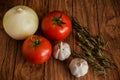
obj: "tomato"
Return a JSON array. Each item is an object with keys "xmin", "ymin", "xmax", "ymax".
[
  {"xmin": 41, "ymin": 11, "xmax": 72, "ymax": 41},
  {"xmin": 22, "ymin": 35, "xmax": 52, "ymax": 64}
]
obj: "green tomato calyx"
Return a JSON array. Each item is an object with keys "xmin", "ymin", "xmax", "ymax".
[
  {"xmin": 30, "ymin": 36, "xmax": 40, "ymax": 47},
  {"xmin": 53, "ymin": 13, "xmax": 66, "ymax": 26}
]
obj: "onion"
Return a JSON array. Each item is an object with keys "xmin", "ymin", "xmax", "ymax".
[{"xmin": 3, "ymin": 5, "xmax": 39, "ymax": 40}]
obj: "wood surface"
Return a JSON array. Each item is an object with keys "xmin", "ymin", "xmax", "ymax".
[{"xmin": 0, "ymin": 0, "xmax": 120, "ymax": 80}]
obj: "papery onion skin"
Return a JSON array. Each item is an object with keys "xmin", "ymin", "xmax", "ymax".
[{"xmin": 3, "ymin": 5, "xmax": 39, "ymax": 40}]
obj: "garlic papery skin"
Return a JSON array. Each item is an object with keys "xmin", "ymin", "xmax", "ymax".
[
  {"xmin": 53, "ymin": 42, "xmax": 71, "ymax": 61},
  {"xmin": 69, "ymin": 58, "xmax": 89, "ymax": 77}
]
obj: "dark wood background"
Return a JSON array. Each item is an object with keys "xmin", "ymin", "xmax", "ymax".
[{"xmin": 0, "ymin": 0, "xmax": 120, "ymax": 80}]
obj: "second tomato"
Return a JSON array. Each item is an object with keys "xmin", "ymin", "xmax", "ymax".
[
  {"xmin": 22, "ymin": 35, "xmax": 52, "ymax": 64},
  {"xmin": 41, "ymin": 11, "xmax": 72, "ymax": 41}
]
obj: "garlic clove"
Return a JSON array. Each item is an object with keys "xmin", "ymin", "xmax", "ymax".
[
  {"xmin": 53, "ymin": 43, "xmax": 60, "ymax": 59},
  {"xmin": 53, "ymin": 41, "xmax": 71, "ymax": 61},
  {"xmin": 69, "ymin": 58, "xmax": 89, "ymax": 77}
]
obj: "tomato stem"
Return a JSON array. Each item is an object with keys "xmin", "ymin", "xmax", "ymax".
[
  {"xmin": 53, "ymin": 13, "xmax": 66, "ymax": 26},
  {"xmin": 31, "ymin": 36, "xmax": 40, "ymax": 47},
  {"xmin": 33, "ymin": 39, "xmax": 40, "ymax": 47}
]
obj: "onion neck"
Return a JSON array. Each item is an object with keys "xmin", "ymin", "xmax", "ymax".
[{"xmin": 16, "ymin": 8, "xmax": 24, "ymax": 13}]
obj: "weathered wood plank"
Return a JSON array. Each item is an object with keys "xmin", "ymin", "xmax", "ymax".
[
  {"xmin": 73, "ymin": 0, "xmax": 99, "ymax": 80},
  {"xmin": 0, "ymin": 0, "xmax": 48, "ymax": 80},
  {"xmin": 73, "ymin": 0, "xmax": 120, "ymax": 80},
  {"xmin": 44, "ymin": 0, "xmax": 73, "ymax": 80},
  {"xmin": 0, "ymin": 0, "xmax": 19, "ymax": 79},
  {"xmin": 12, "ymin": 0, "xmax": 49, "ymax": 80},
  {"xmin": 0, "ymin": 0, "xmax": 120, "ymax": 80},
  {"xmin": 97, "ymin": 0, "xmax": 120, "ymax": 80}
]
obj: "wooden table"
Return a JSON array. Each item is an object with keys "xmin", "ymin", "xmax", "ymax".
[{"xmin": 0, "ymin": 0, "xmax": 120, "ymax": 80}]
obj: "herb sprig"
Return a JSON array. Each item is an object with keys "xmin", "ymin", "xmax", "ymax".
[{"xmin": 72, "ymin": 17, "xmax": 116, "ymax": 75}]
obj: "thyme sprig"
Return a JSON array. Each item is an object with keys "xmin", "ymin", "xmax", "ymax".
[{"xmin": 72, "ymin": 17, "xmax": 116, "ymax": 75}]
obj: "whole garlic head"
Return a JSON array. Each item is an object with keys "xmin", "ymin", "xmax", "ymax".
[
  {"xmin": 53, "ymin": 41, "xmax": 71, "ymax": 61},
  {"xmin": 69, "ymin": 58, "xmax": 89, "ymax": 77}
]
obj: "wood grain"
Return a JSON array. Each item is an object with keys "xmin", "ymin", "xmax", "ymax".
[{"xmin": 0, "ymin": 0, "xmax": 120, "ymax": 80}]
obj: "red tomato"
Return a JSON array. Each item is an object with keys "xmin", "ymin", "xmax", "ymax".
[
  {"xmin": 41, "ymin": 11, "xmax": 72, "ymax": 41},
  {"xmin": 22, "ymin": 35, "xmax": 52, "ymax": 64}
]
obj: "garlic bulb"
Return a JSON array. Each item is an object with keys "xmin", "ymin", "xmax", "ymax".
[
  {"xmin": 53, "ymin": 41, "xmax": 71, "ymax": 61},
  {"xmin": 69, "ymin": 58, "xmax": 89, "ymax": 77}
]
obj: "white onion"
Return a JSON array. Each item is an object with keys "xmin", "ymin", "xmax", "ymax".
[{"xmin": 3, "ymin": 5, "xmax": 39, "ymax": 40}]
